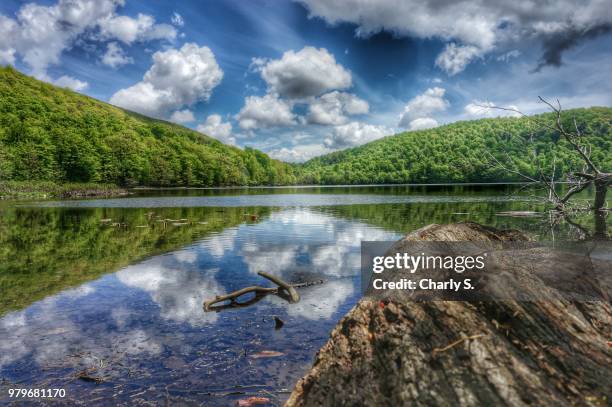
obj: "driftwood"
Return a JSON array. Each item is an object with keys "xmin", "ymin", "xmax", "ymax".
[
  {"xmin": 286, "ymin": 222, "xmax": 611, "ymax": 407},
  {"xmin": 203, "ymin": 272, "xmax": 324, "ymax": 312}
]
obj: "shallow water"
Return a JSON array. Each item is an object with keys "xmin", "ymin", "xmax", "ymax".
[{"xmin": 0, "ymin": 185, "xmax": 605, "ymax": 405}]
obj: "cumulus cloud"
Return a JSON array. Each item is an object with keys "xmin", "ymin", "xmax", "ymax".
[
  {"xmin": 238, "ymin": 47, "xmax": 361, "ymax": 133},
  {"xmin": 398, "ymin": 87, "xmax": 449, "ymax": 128},
  {"xmin": 52, "ymin": 75, "xmax": 88, "ymax": 91},
  {"xmin": 268, "ymin": 144, "xmax": 331, "ymax": 162},
  {"xmin": 235, "ymin": 94, "xmax": 296, "ymax": 130},
  {"xmin": 324, "ymin": 121, "xmax": 393, "ymax": 149},
  {"xmin": 110, "ymin": 43, "xmax": 223, "ymax": 118},
  {"xmin": 197, "ymin": 114, "xmax": 236, "ymax": 145},
  {"xmin": 0, "ymin": 0, "xmax": 176, "ymax": 84},
  {"xmin": 307, "ymin": 91, "xmax": 369, "ymax": 125},
  {"xmin": 407, "ymin": 117, "xmax": 438, "ymax": 131},
  {"xmin": 258, "ymin": 46, "xmax": 352, "ymax": 99},
  {"xmin": 464, "ymin": 101, "xmax": 521, "ymax": 118},
  {"xmin": 0, "ymin": 0, "xmax": 117, "ymax": 76},
  {"xmin": 101, "ymin": 41, "xmax": 133, "ymax": 68},
  {"xmin": 435, "ymin": 43, "xmax": 482, "ymax": 76},
  {"xmin": 99, "ymin": 13, "xmax": 176, "ymax": 45},
  {"xmin": 170, "ymin": 109, "xmax": 195, "ymax": 124},
  {"xmin": 296, "ymin": 0, "xmax": 612, "ymax": 73}
]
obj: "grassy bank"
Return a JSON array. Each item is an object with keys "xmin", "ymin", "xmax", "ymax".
[{"xmin": 0, "ymin": 181, "xmax": 127, "ymax": 200}]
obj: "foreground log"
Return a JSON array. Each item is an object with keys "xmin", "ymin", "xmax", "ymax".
[{"xmin": 286, "ymin": 222, "xmax": 611, "ymax": 406}]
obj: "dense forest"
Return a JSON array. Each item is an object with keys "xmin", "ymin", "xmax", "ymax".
[
  {"xmin": 298, "ymin": 108, "xmax": 612, "ymax": 184},
  {"xmin": 0, "ymin": 67, "xmax": 296, "ymax": 186},
  {"xmin": 0, "ymin": 67, "xmax": 610, "ymax": 188}
]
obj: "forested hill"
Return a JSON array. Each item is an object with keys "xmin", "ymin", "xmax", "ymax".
[
  {"xmin": 1, "ymin": 67, "xmax": 610, "ymax": 188},
  {"xmin": 0, "ymin": 67, "xmax": 296, "ymax": 186},
  {"xmin": 298, "ymin": 107, "xmax": 611, "ymax": 184}
]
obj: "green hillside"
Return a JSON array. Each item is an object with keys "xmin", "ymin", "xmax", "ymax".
[
  {"xmin": 1, "ymin": 66, "xmax": 610, "ymax": 188},
  {"xmin": 0, "ymin": 66, "xmax": 296, "ymax": 187},
  {"xmin": 298, "ymin": 108, "xmax": 611, "ymax": 184}
]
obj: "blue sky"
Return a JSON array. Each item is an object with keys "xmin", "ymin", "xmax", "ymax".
[{"xmin": 1, "ymin": 0, "xmax": 611, "ymax": 161}]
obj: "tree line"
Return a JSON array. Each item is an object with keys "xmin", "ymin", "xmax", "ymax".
[
  {"xmin": 0, "ymin": 67, "xmax": 296, "ymax": 187},
  {"xmin": 1, "ymin": 67, "xmax": 609, "ymax": 188},
  {"xmin": 297, "ymin": 107, "xmax": 611, "ymax": 185}
]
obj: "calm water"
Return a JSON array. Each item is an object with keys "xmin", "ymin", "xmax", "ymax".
[{"xmin": 0, "ymin": 185, "xmax": 605, "ymax": 405}]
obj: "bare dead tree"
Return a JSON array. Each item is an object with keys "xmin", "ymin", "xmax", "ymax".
[
  {"xmin": 482, "ymin": 96, "xmax": 612, "ymax": 238},
  {"xmin": 482, "ymin": 97, "xmax": 610, "ymax": 213}
]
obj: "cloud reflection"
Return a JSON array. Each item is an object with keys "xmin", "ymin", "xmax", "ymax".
[{"xmin": 116, "ymin": 258, "xmax": 224, "ymax": 326}]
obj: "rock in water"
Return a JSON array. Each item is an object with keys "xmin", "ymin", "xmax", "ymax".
[{"xmin": 285, "ymin": 222, "xmax": 611, "ymax": 406}]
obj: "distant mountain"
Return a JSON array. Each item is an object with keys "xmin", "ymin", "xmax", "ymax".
[
  {"xmin": 297, "ymin": 107, "xmax": 611, "ymax": 184},
  {"xmin": 0, "ymin": 67, "xmax": 296, "ymax": 186}
]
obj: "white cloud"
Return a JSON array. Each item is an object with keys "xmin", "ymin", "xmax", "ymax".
[
  {"xmin": 170, "ymin": 109, "xmax": 195, "ymax": 124},
  {"xmin": 53, "ymin": 75, "xmax": 88, "ymax": 91},
  {"xmin": 0, "ymin": 0, "xmax": 177, "ymax": 86},
  {"xmin": 324, "ymin": 121, "xmax": 393, "ymax": 149},
  {"xmin": 110, "ymin": 43, "xmax": 223, "ymax": 118},
  {"xmin": 0, "ymin": 0, "xmax": 118, "ymax": 77},
  {"xmin": 464, "ymin": 101, "xmax": 521, "ymax": 118},
  {"xmin": 0, "ymin": 15, "xmax": 16, "ymax": 65},
  {"xmin": 197, "ymin": 114, "xmax": 236, "ymax": 145},
  {"xmin": 407, "ymin": 117, "xmax": 438, "ymax": 130},
  {"xmin": 307, "ymin": 91, "xmax": 369, "ymax": 125},
  {"xmin": 398, "ymin": 87, "xmax": 449, "ymax": 128},
  {"xmin": 268, "ymin": 144, "xmax": 332, "ymax": 162},
  {"xmin": 297, "ymin": 0, "xmax": 497, "ymax": 48},
  {"xmin": 99, "ymin": 13, "xmax": 176, "ymax": 45},
  {"xmin": 235, "ymin": 94, "xmax": 296, "ymax": 130},
  {"xmin": 171, "ymin": 12, "xmax": 184, "ymax": 27},
  {"xmin": 239, "ymin": 47, "xmax": 361, "ymax": 135},
  {"xmin": 101, "ymin": 41, "xmax": 133, "ymax": 68},
  {"xmin": 435, "ymin": 43, "xmax": 482, "ymax": 75},
  {"xmin": 0, "ymin": 48, "xmax": 16, "ymax": 65},
  {"xmin": 259, "ymin": 46, "xmax": 352, "ymax": 99},
  {"xmin": 297, "ymin": 0, "xmax": 612, "ymax": 73}
]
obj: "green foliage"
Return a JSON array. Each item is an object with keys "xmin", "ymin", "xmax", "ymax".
[
  {"xmin": 298, "ymin": 108, "xmax": 611, "ymax": 184},
  {"xmin": 0, "ymin": 205, "xmax": 272, "ymax": 314},
  {"xmin": 0, "ymin": 67, "xmax": 296, "ymax": 186},
  {"xmin": 1, "ymin": 66, "xmax": 609, "ymax": 187}
]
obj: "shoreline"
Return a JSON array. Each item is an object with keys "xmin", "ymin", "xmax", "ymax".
[
  {"xmin": 0, "ymin": 181, "xmax": 129, "ymax": 201},
  {"xmin": 1, "ymin": 180, "xmax": 577, "ymax": 201}
]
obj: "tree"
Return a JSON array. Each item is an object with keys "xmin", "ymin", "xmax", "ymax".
[{"xmin": 486, "ymin": 97, "xmax": 610, "ymax": 239}]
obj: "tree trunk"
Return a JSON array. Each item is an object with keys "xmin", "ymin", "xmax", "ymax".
[
  {"xmin": 593, "ymin": 210, "xmax": 609, "ymax": 240},
  {"xmin": 593, "ymin": 179, "xmax": 608, "ymax": 211},
  {"xmin": 286, "ymin": 223, "xmax": 611, "ymax": 407}
]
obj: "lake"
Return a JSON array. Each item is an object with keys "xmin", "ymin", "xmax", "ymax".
[{"xmin": 0, "ymin": 185, "xmax": 604, "ymax": 405}]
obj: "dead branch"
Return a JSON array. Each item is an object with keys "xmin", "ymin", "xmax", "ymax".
[
  {"xmin": 203, "ymin": 273, "xmax": 325, "ymax": 312},
  {"xmin": 484, "ymin": 97, "xmax": 610, "ymax": 215},
  {"xmin": 258, "ymin": 271, "xmax": 299, "ymax": 303}
]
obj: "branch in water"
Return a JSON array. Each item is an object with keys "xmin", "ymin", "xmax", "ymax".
[{"xmin": 203, "ymin": 273, "xmax": 325, "ymax": 312}]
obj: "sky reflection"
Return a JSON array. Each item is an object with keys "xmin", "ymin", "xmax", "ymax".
[{"xmin": 0, "ymin": 207, "xmax": 398, "ymax": 404}]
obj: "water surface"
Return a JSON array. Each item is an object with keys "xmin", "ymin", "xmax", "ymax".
[{"xmin": 0, "ymin": 185, "xmax": 605, "ymax": 405}]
